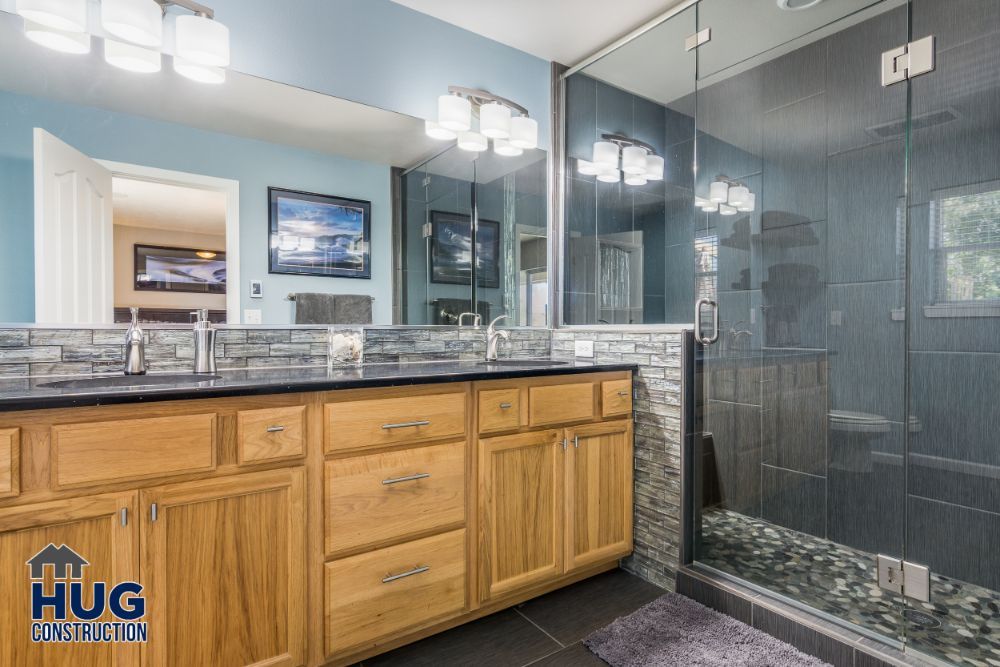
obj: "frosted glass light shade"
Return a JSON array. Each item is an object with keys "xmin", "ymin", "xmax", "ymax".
[
  {"xmin": 592, "ymin": 141, "xmax": 619, "ymax": 170},
  {"xmin": 105, "ymin": 38, "xmax": 161, "ymax": 72},
  {"xmin": 24, "ymin": 20, "xmax": 90, "ymax": 53},
  {"xmin": 509, "ymin": 116, "xmax": 538, "ymax": 149},
  {"xmin": 493, "ymin": 138, "xmax": 522, "ymax": 157},
  {"xmin": 737, "ymin": 193, "xmax": 756, "ymax": 212},
  {"xmin": 174, "ymin": 57, "xmax": 226, "ymax": 84},
  {"xmin": 457, "ymin": 131, "xmax": 487, "ymax": 152},
  {"xmin": 719, "ymin": 204, "xmax": 737, "ymax": 216},
  {"xmin": 621, "ymin": 146, "xmax": 648, "ymax": 175},
  {"xmin": 645, "ymin": 154, "xmax": 664, "ymax": 180},
  {"xmin": 438, "ymin": 94, "xmax": 471, "ymax": 132},
  {"xmin": 480, "ymin": 102, "xmax": 511, "ymax": 139},
  {"xmin": 577, "ymin": 159, "xmax": 601, "ymax": 176},
  {"xmin": 728, "ymin": 185, "xmax": 750, "ymax": 207},
  {"xmin": 16, "ymin": 0, "xmax": 87, "ymax": 32},
  {"xmin": 694, "ymin": 197, "xmax": 709, "ymax": 208},
  {"xmin": 425, "ymin": 120, "xmax": 456, "ymax": 140},
  {"xmin": 597, "ymin": 169, "xmax": 621, "ymax": 184},
  {"xmin": 175, "ymin": 14, "xmax": 230, "ymax": 67},
  {"xmin": 102, "ymin": 0, "xmax": 162, "ymax": 47},
  {"xmin": 709, "ymin": 180, "xmax": 729, "ymax": 203},
  {"xmin": 701, "ymin": 202, "xmax": 718, "ymax": 212},
  {"xmin": 625, "ymin": 173, "xmax": 648, "ymax": 186}
]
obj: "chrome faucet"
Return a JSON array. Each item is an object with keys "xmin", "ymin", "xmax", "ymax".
[
  {"xmin": 458, "ymin": 312, "xmax": 482, "ymax": 327},
  {"xmin": 485, "ymin": 315, "xmax": 509, "ymax": 362},
  {"xmin": 191, "ymin": 309, "xmax": 217, "ymax": 373},
  {"xmin": 123, "ymin": 307, "xmax": 146, "ymax": 375}
]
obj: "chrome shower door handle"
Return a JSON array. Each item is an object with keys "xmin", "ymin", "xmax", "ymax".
[{"xmin": 695, "ymin": 298, "xmax": 720, "ymax": 345}]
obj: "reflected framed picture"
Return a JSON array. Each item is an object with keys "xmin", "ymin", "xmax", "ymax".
[
  {"xmin": 134, "ymin": 244, "xmax": 227, "ymax": 294},
  {"xmin": 268, "ymin": 187, "xmax": 371, "ymax": 279},
  {"xmin": 430, "ymin": 210, "xmax": 500, "ymax": 288}
]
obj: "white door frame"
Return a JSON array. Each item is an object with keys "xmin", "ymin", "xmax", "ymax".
[{"xmin": 98, "ymin": 160, "xmax": 241, "ymax": 324}]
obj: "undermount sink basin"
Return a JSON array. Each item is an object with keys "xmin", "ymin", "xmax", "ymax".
[
  {"xmin": 38, "ymin": 373, "xmax": 223, "ymax": 390},
  {"xmin": 484, "ymin": 359, "xmax": 568, "ymax": 367}
]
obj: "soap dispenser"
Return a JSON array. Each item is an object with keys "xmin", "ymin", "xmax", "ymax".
[{"xmin": 191, "ymin": 309, "xmax": 217, "ymax": 373}]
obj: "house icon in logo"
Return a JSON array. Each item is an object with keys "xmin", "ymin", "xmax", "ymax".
[{"xmin": 26, "ymin": 543, "xmax": 89, "ymax": 580}]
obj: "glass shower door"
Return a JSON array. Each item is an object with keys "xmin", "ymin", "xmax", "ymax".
[{"xmin": 691, "ymin": 0, "xmax": 911, "ymax": 648}]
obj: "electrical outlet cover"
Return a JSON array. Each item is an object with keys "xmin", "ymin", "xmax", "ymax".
[{"xmin": 574, "ymin": 340, "xmax": 595, "ymax": 358}]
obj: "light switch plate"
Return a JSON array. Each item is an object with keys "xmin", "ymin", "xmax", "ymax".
[
  {"xmin": 244, "ymin": 309, "xmax": 262, "ymax": 324},
  {"xmin": 574, "ymin": 340, "xmax": 595, "ymax": 358}
]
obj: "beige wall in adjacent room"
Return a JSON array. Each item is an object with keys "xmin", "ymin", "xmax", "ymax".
[{"xmin": 113, "ymin": 225, "xmax": 227, "ymax": 311}]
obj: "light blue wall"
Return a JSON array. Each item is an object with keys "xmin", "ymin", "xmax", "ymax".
[
  {"xmin": 0, "ymin": 89, "xmax": 392, "ymax": 324},
  {"xmin": 204, "ymin": 0, "xmax": 552, "ymax": 146}
]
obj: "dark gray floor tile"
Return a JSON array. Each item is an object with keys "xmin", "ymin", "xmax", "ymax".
[
  {"xmin": 364, "ymin": 609, "xmax": 559, "ymax": 667},
  {"xmin": 527, "ymin": 642, "xmax": 607, "ymax": 666},
  {"xmin": 515, "ymin": 569, "xmax": 664, "ymax": 645},
  {"xmin": 751, "ymin": 605, "xmax": 855, "ymax": 667},
  {"xmin": 675, "ymin": 570, "xmax": 753, "ymax": 624}
]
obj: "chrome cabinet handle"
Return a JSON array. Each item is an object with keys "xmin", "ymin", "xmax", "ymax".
[
  {"xmin": 382, "ymin": 565, "xmax": 429, "ymax": 583},
  {"xmin": 695, "ymin": 297, "xmax": 720, "ymax": 345},
  {"xmin": 574, "ymin": 435, "xmax": 579, "ymax": 448},
  {"xmin": 499, "ymin": 402, "xmax": 513, "ymax": 409},
  {"xmin": 562, "ymin": 437, "xmax": 568, "ymax": 450},
  {"xmin": 617, "ymin": 390, "xmax": 629, "ymax": 397},
  {"xmin": 382, "ymin": 420, "xmax": 431, "ymax": 430},
  {"xmin": 266, "ymin": 425, "xmax": 285, "ymax": 433},
  {"xmin": 382, "ymin": 473, "xmax": 431, "ymax": 485}
]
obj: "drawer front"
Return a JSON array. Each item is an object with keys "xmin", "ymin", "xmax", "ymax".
[
  {"xmin": 325, "ymin": 441, "xmax": 465, "ymax": 554},
  {"xmin": 601, "ymin": 379, "xmax": 633, "ymax": 417},
  {"xmin": 237, "ymin": 405, "xmax": 306, "ymax": 464},
  {"xmin": 325, "ymin": 529, "xmax": 466, "ymax": 656},
  {"xmin": 326, "ymin": 392, "xmax": 466, "ymax": 453},
  {"xmin": 478, "ymin": 388, "xmax": 520, "ymax": 434},
  {"xmin": 529, "ymin": 382, "xmax": 595, "ymax": 426},
  {"xmin": 52, "ymin": 414, "xmax": 216, "ymax": 488},
  {"xmin": 0, "ymin": 427, "xmax": 18, "ymax": 498}
]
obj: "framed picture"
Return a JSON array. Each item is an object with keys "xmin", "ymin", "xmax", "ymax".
[
  {"xmin": 430, "ymin": 211, "xmax": 500, "ymax": 288},
  {"xmin": 134, "ymin": 244, "xmax": 226, "ymax": 294},
  {"xmin": 268, "ymin": 187, "xmax": 371, "ymax": 279}
]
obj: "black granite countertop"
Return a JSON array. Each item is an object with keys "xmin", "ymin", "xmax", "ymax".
[{"xmin": 0, "ymin": 359, "xmax": 637, "ymax": 412}]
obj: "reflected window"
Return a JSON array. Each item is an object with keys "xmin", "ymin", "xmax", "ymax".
[
  {"xmin": 695, "ymin": 233, "xmax": 719, "ymax": 300},
  {"xmin": 931, "ymin": 182, "xmax": 1000, "ymax": 303}
]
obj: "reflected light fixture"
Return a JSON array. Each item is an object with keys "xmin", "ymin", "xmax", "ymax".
[
  {"xmin": 105, "ymin": 38, "xmax": 161, "ymax": 72},
  {"xmin": 621, "ymin": 145, "xmax": 648, "ymax": 175},
  {"xmin": 702, "ymin": 175, "xmax": 755, "ymax": 215},
  {"xmin": 174, "ymin": 13, "xmax": 230, "ymax": 67},
  {"xmin": 102, "ymin": 0, "xmax": 163, "ymax": 47},
  {"xmin": 597, "ymin": 169, "xmax": 621, "ymax": 184},
  {"xmin": 588, "ymin": 133, "xmax": 662, "ymax": 187},
  {"xmin": 709, "ymin": 179, "xmax": 729, "ymax": 203},
  {"xmin": 23, "ymin": 19, "xmax": 90, "ymax": 53},
  {"xmin": 719, "ymin": 204, "xmax": 737, "ymax": 216},
  {"xmin": 427, "ymin": 86, "xmax": 537, "ymax": 157},
  {"xmin": 577, "ymin": 159, "xmax": 601, "ymax": 176},
  {"xmin": 624, "ymin": 173, "xmax": 648, "ymax": 187},
  {"xmin": 173, "ymin": 57, "xmax": 225, "ymax": 83},
  {"xmin": 16, "ymin": 0, "xmax": 88, "ymax": 32}
]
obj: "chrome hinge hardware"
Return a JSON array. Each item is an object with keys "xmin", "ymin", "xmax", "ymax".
[
  {"xmin": 881, "ymin": 35, "xmax": 935, "ymax": 86},
  {"xmin": 877, "ymin": 555, "xmax": 931, "ymax": 602},
  {"xmin": 685, "ymin": 28, "xmax": 711, "ymax": 52}
]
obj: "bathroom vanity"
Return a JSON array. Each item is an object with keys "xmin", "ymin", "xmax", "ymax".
[{"xmin": 0, "ymin": 361, "xmax": 635, "ymax": 667}]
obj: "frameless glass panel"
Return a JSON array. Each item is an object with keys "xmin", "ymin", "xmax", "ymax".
[
  {"xmin": 562, "ymin": 7, "xmax": 697, "ymax": 325},
  {"xmin": 692, "ymin": 0, "xmax": 910, "ymax": 647},
  {"xmin": 905, "ymin": 1, "xmax": 1000, "ymax": 663}
]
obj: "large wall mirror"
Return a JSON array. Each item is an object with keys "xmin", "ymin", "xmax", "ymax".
[{"xmin": 0, "ymin": 9, "xmax": 548, "ymax": 327}]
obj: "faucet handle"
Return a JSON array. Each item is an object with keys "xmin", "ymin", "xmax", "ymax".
[{"xmin": 458, "ymin": 312, "xmax": 482, "ymax": 327}]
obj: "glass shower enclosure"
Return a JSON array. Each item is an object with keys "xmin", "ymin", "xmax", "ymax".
[{"xmin": 563, "ymin": 0, "xmax": 1000, "ymax": 664}]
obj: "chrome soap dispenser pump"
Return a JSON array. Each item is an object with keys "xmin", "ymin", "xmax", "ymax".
[
  {"xmin": 191, "ymin": 309, "xmax": 217, "ymax": 373},
  {"xmin": 124, "ymin": 306, "xmax": 147, "ymax": 375}
]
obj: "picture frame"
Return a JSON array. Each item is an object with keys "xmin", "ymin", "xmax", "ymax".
[
  {"xmin": 134, "ymin": 244, "xmax": 227, "ymax": 294},
  {"xmin": 268, "ymin": 187, "xmax": 371, "ymax": 279},
  {"xmin": 429, "ymin": 210, "xmax": 500, "ymax": 288}
]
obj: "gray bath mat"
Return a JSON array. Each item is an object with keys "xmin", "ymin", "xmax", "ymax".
[{"xmin": 584, "ymin": 592, "xmax": 830, "ymax": 666}]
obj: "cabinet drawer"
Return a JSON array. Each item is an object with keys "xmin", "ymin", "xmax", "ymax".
[
  {"xmin": 478, "ymin": 388, "xmax": 520, "ymax": 434},
  {"xmin": 325, "ymin": 392, "xmax": 466, "ymax": 453},
  {"xmin": 528, "ymin": 382, "xmax": 595, "ymax": 426},
  {"xmin": 325, "ymin": 441, "xmax": 465, "ymax": 554},
  {"xmin": 601, "ymin": 379, "xmax": 633, "ymax": 417},
  {"xmin": 52, "ymin": 413, "xmax": 216, "ymax": 488},
  {"xmin": 0, "ymin": 427, "xmax": 18, "ymax": 498},
  {"xmin": 325, "ymin": 529, "xmax": 466, "ymax": 656},
  {"xmin": 237, "ymin": 405, "xmax": 305, "ymax": 464}
]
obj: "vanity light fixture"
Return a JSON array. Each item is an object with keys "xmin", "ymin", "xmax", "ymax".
[
  {"xmin": 702, "ymin": 175, "xmax": 756, "ymax": 215},
  {"xmin": 589, "ymin": 133, "xmax": 663, "ymax": 187},
  {"xmin": 427, "ymin": 86, "xmax": 538, "ymax": 156},
  {"xmin": 15, "ymin": 0, "xmax": 88, "ymax": 33},
  {"xmin": 105, "ymin": 38, "xmax": 161, "ymax": 72},
  {"xmin": 102, "ymin": 0, "xmax": 162, "ymax": 48},
  {"xmin": 23, "ymin": 19, "xmax": 91, "ymax": 53}
]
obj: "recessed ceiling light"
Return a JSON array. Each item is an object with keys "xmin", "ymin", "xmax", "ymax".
[{"xmin": 776, "ymin": 0, "xmax": 824, "ymax": 10}]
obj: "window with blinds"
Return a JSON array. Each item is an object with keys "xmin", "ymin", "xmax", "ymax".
[{"xmin": 931, "ymin": 183, "xmax": 1000, "ymax": 303}]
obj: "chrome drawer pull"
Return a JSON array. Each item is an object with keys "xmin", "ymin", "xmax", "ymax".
[
  {"xmin": 382, "ymin": 420, "xmax": 431, "ymax": 430},
  {"xmin": 382, "ymin": 565, "xmax": 429, "ymax": 583},
  {"xmin": 266, "ymin": 425, "xmax": 285, "ymax": 433},
  {"xmin": 499, "ymin": 402, "xmax": 513, "ymax": 409},
  {"xmin": 617, "ymin": 390, "xmax": 629, "ymax": 397},
  {"xmin": 382, "ymin": 473, "xmax": 431, "ymax": 485}
]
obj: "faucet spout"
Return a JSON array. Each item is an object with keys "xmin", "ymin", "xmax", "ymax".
[
  {"xmin": 485, "ymin": 315, "xmax": 510, "ymax": 362},
  {"xmin": 123, "ymin": 307, "xmax": 147, "ymax": 375}
]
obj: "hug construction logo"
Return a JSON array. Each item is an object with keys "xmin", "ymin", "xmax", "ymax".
[{"xmin": 25, "ymin": 543, "xmax": 147, "ymax": 644}]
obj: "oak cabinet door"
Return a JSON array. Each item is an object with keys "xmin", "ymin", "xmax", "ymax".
[
  {"xmin": 478, "ymin": 429, "xmax": 563, "ymax": 601},
  {"xmin": 0, "ymin": 491, "xmax": 139, "ymax": 667},
  {"xmin": 141, "ymin": 468, "xmax": 305, "ymax": 667},
  {"xmin": 564, "ymin": 421, "xmax": 633, "ymax": 572}
]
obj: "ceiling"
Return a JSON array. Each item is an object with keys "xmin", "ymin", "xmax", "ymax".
[
  {"xmin": 0, "ymin": 11, "xmax": 438, "ymax": 168},
  {"xmin": 389, "ymin": 0, "xmax": 685, "ymax": 65},
  {"xmin": 113, "ymin": 178, "xmax": 228, "ymax": 236}
]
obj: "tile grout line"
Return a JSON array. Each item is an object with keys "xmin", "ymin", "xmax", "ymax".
[
  {"xmin": 520, "ymin": 642, "xmax": 581, "ymax": 667},
  {"xmin": 513, "ymin": 606, "xmax": 567, "ymax": 652}
]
